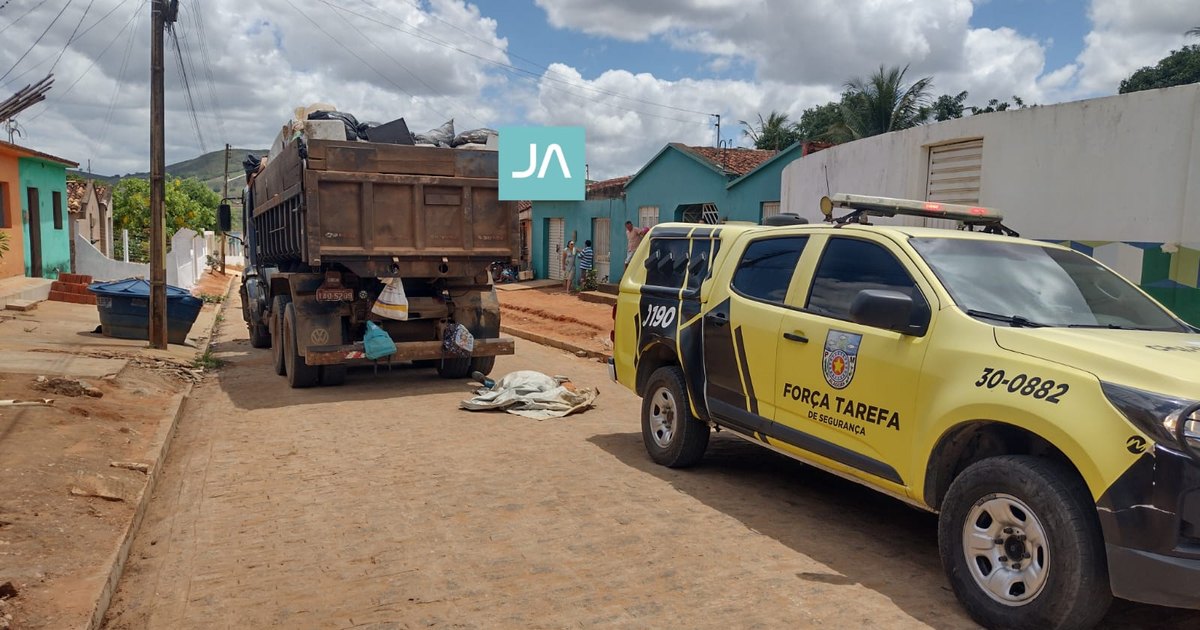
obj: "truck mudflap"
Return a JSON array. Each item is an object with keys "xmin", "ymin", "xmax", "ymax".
[{"xmin": 304, "ymin": 337, "xmax": 515, "ymax": 366}]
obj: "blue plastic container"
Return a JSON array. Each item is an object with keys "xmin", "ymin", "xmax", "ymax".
[{"xmin": 88, "ymin": 278, "xmax": 204, "ymax": 344}]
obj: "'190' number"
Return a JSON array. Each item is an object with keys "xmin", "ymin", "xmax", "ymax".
[{"xmin": 645, "ymin": 304, "xmax": 677, "ymax": 328}]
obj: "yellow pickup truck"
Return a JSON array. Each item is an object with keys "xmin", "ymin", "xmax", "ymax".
[{"xmin": 610, "ymin": 194, "xmax": 1200, "ymax": 629}]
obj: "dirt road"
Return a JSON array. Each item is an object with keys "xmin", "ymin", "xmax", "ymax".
[{"xmin": 103, "ymin": 296, "xmax": 1198, "ymax": 629}]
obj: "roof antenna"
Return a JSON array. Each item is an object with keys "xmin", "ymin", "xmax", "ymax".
[
  {"xmin": 719, "ymin": 138, "xmax": 732, "ymax": 171},
  {"xmin": 710, "ymin": 113, "xmax": 720, "ymax": 147},
  {"xmin": 823, "ymin": 163, "xmax": 832, "ymax": 197}
]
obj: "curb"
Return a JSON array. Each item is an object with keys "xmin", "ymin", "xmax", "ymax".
[
  {"xmin": 576, "ymin": 291, "xmax": 616, "ymax": 306},
  {"xmin": 85, "ymin": 273, "xmax": 236, "ymax": 630},
  {"xmin": 500, "ymin": 324, "xmax": 611, "ymax": 361}
]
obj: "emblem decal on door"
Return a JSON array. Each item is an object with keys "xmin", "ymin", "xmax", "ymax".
[{"xmin": 822, "ymin": 330, "xmax": 862, "ymax": 390}]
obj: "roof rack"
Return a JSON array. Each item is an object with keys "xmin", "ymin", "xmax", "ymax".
[{"xmin": 819, "ymin": 193, "xmax": 1019, "ymax": 237}]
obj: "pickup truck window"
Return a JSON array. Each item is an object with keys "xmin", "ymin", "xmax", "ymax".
[
  {"xmin": 731, "ymin": 237, "xmax": 809, "ymax": 304},
  {"xmin": 645, "ymin": 238, "xmax": 691, "ymax": 289},
  {"xmin": 910, "ymin": 237, "xmax": 1187, "ymax": 331},
  {"xmin": 807, "ymin": 237, "xmax": 926, "ymax": 320}
]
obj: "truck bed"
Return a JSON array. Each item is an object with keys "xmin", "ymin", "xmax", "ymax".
[{"xmin": 250, "ymin": 139, "xmax": 517, "ymax": 277}]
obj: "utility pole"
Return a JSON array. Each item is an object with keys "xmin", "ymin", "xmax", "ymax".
[
  {"xmin": 221, "ymin": 143, "xmax": 230, "ymax": 275},
  {"xmin": 149, "ymin": 0, "xmax": 178, "ymax": 349},
  {"xmin": 711, "ymin": 113, "xmax": 721, "ymax": 147}
]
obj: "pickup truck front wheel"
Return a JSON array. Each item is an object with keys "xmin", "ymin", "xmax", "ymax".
[
  {"xmin": 938, "ymin": 455, "xmax": 1111, "ymax": 630},
  {"xmin": 641, "ymin": 366, "xmax": 709, "ymax": 468}
]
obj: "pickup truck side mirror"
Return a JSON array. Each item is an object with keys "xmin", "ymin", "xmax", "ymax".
[
  {"xmin": 218, "ymin": 203, "xmax": 232, "ymax": 233},
  {"xmin": 850, "ymin": 289, "xmax": 927, "ymax": 335}
]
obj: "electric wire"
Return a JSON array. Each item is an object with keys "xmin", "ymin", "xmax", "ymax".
[
  {"xmin": 322, "ymin": 0, "xmax": 486, "ymax": 127},
  {"xmin": 1, "ymin": 0, "xmax": 134, "ymax": 89},
  {"xmin": 49, "ymin": 0, "xmax": 96, "ymax": 73},
  {"xmin": 171, "ymin": 8, "xmax": 213, "ymax": 141},
  {"xmin": 25, "ymin": 0, "xmax": 143, "ymax": 122},
  {"xmin": 0, "ymin": 0, "xmax": 74, "ymax": 83},
  {"xmin": 182, "ymin": 0, "xmax": 225, "ymax": 140},
  {"xmin": 98, "ymin": 0, "xmax": 143, "ymax": 148},
  {"xmin": 0, "ymin": 0, "xmax": 50, "ymax": 36},
  {"xmin": 168, "ymin": 22, "xmax": 207, "ymax": 151}
]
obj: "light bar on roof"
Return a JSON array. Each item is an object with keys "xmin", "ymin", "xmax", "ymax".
[{"xmin": 820, "ymin": 193, "xmax": 1004, "ymax": 223}]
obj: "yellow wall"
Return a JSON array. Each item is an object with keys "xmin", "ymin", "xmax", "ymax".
[{"xmin": 0, "ymin": 151, "xmax": 24, "ymax": 279}]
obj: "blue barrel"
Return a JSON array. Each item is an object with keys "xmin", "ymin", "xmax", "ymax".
[{"xmin": 88, "ymin": 278, "xmax": 204, "ymax": 345}]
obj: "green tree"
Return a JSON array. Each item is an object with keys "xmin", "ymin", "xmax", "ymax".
[
  {"xmin": 930, "ymin": 91, "xmax": 969, "ymax": 121},
  {"xmin": 796, "ymin": 101, "xmax": 846, "ymax": 142},
  {"xmin": 1118, "ymin": 45, "xmax": 1200, "ymax": 93},
  {"xmin": 969, "ymin": 95, "xmax": 1031, "ymax": 115},
  {"xmin": 112, "ymin": 177, "xmax": 218, "ymax": 262},
  {"xmin": 839, "ymin": 64, "xmax": 934, "ymax": 140},
  {"xmin": 739, "ymin": 111, "xmax": 802, "ymax": 150}
]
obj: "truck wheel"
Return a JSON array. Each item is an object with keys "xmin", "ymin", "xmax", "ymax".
[
  {"xmin": 270, "ymin": 295, "xmax": 291, "ymax": 376},
  {"xmin": 436, "ymin": 356, "xmax": 472, "ymax": 379},
  {"xmin": 249, "ymin": 320, "xmax": 271, "ymax": 349},
  {"xmin": 938, "ymin": 455, "xmax": 1110, "ymax": 630},
  {"xmin": 319, "ymin": 365, "xmax": 346, "ymax": 386},
  {"xmin": 283, "ymin": 303, "xmax": 320, "ymax": 388},
  {"xmin": 641, "ymin": 366, "xmax": 709, "ymax": 468},
  {"xmin": 469, "ymin": 355, "xmax": 496, "ymax": 377}
]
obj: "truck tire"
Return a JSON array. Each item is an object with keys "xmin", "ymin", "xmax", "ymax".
[
  {"xmin": 283, "ymin": 303, "xmax": 320, "ymax": 388},
  {"xmin": 319, "ymin": 365, "xmax": 346, "ymax": 386},
  {"xmin": 436, "ymin": 356, "xmax": 472, "ymax": 379},
  {"xmin": 641, "ymin": 366, "xmax": 709, "ymax": 468},
  {"xmin": 270, "ymin": 295, "xmax": 291, "ymax": 376},
  {"xmin": 938, "ymin": 455, "xmax": 1110, "ymax": 630},
  {"xmin": 469, "ymin": 355, "xmax": 496, "ymax": 376},
  {"xmin": 249, "ymin": 320, "xmax": 271, "ymax": 349}
]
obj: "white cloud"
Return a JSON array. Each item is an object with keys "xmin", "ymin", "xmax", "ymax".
[{"xmin": 1071, "ymin": 0, "xmax": 1194, "ymax": 96}]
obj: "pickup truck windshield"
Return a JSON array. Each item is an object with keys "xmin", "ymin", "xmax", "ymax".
[{"xmin": 910, "ymin": 237, "xmax": 1187, "ymax": 332}]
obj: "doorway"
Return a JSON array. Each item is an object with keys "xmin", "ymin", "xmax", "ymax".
[{"xmin": 26, "ymin": 187, "xmax": 41, "ymax": 277}]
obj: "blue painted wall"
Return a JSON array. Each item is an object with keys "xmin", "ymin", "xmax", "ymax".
[
  {"xmin": 622, "ymin": 148, "xmax": 734, "ymax": 225},
  {"xmin": 532, "ymin": 198, "xmax": 625, "ymax": 281},
  {"xmin": 18, "ymin": 157, "xmax": 71, "ymax": 279},
  {"xmin": 725, "ymin": 146, "xmax": 802, "ymax": 219}
]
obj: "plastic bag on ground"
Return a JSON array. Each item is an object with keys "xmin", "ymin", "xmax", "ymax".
[
  {"xmin": 370, "ymin": 278, "xmax": 409, "ymax": 321},
  {"xmin": 460, "ymin": 371, "xmax": 599, "ymax": 419}
]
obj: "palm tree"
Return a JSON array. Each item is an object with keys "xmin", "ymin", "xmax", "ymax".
[
  {"xmin": 1188, "ymin": 26, "xmax": 1200, "ymax": 37},
  {"xmin": 838, "ymin": 64, "xmax": 934, "ymax": 140},
  {"xmin": 739, "ymin": 111, "xmax": 801, "ymax": 150}
]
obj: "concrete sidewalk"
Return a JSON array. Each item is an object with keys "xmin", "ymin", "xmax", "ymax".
[{"xmin": 0, "ymin": 272, "xmax": 235, "ymax": 630}]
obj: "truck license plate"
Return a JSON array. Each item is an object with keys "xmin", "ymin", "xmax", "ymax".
[{"xmin": 316, "ymin": 288, "xmax": 354, "ymax": 302}]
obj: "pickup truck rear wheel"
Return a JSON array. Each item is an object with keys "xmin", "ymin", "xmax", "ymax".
[
  {"xmin": 938, "ymin": 455, "xmax": 1110, "ymax": 630},
  {"xmin": 283, "ymin": 303, "xmax": 320, "ymax": 388},
  {"xmin": 641, "ymin": 366, "xmax": 709, "ymax": 468}
]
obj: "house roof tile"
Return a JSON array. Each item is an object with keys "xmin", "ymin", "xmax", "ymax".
[{"xmin": 676, "ymin": 144, "xmax": 778, "ymax": 176}]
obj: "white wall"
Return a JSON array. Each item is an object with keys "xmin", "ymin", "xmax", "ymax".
[
  {"xmin": 75, "ymin": 233, "xmax": 149, "ymax": 281},
  {"xmin": 781, "ymin": 84, "xmax": 1200, "ymax": 246},
  {"xmin": 76, "ymin": 228, "xmax": 211, "ymax": 291}
]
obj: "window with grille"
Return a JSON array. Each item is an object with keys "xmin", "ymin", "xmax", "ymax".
[{"xmin": 638, "ymin": 206, "xmax": 659, "ymax": 228}]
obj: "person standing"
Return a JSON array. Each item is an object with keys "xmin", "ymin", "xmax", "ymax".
[
  {"xmin": 624, "ymin": 221, "xmax": 649, "ymax": 269},
  {"xmin": 561, "ymin": 239, "xmax": 578, "ymax": 292},
  {"xmin": 578, "ymin": 239, "xmax": 595, "ymax": 290}
]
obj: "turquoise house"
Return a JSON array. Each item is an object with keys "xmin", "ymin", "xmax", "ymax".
[
  {"xmin": 532, "ymin": 141, "xmax": 823, "ymax": 283},
  {"xmin": 18, "ymin": 150, "xmax": 77, "ymax": 278}
]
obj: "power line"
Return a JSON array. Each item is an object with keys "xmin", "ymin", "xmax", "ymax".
[
  {"xmin": 25, "ymin": 0, "xmax": 143, "ymax": 122},
  {"xmin": 0, "ymin": 0, "xmax": 50, "ymax": 36},
  {"xmin": 49, "ymin": 0, "xmax": 95, "ymax": 73},
  {"xmin": 0, "ymin": 0, "xmax": 74, "ymax": 84},
  {"xmin": 1, "ymin": 0, "xmax": 134, "ymax": 89},
  {"xmin": 322, "ymin": 0, "xmax": 485, "ymax": 127},
  {"xmin": 167, "ymin": 22, "xmax": 207, "ymax": 151},
  {"xmin": 182, "ymin": 0, "xmax": 225, "ymax": 140},
  {"xmin": 99, "ymin": 0, "xmax": 143, "ymax": 148},
  {"xmin": 350, "ymin": 0, "xmax": 713, "ymax": 118}
]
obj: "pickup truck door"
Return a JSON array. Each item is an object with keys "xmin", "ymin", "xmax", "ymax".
[
  {"xmin": 702, "ymin": 235, "xmax": 811, "ymax": 438},
  {"xmin": 771, "ymin": 234, "xmax": 935, "ymax": 494}
]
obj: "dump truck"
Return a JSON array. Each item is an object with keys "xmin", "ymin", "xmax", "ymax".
[{"xmin": 223, "ymin": 138, "xmax": 518, "ymax": 388}]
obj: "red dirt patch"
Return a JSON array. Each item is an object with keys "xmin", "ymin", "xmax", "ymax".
[{"xmin": 498, "ymin": 287, "xmax": 613, "ymax": 356}]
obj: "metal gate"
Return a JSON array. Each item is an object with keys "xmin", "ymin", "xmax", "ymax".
[
  {"xmin": 924, "ymin": 138, "xmax": 984, "ymax": 228},
  {"xmin": 591, "ymin": 217, "xmax": 611, "ymax": 279},
  {"xmin": 548, "ymin": 217, "xmax": 565, "ymax": 280}
]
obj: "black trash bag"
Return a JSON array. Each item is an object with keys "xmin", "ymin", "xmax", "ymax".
[
  {"xmin": 451, "ymin": 127, "xmax": 497, "ymax": 147},
  {"xmin": 413, "ymin": 118, "xmax": 455, "ymax": 147},
  {"xmin": 308, "ymin": 110, "xmax": 369, "ymax": 141},
  {"xmin": 242, "ymin": 153, "xmax": 261, "ymax": 178}
]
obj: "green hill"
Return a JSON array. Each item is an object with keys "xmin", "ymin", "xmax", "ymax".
[{"xmin": 70, "ymin": 147, "xmax": 268, "ymax": 193}]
